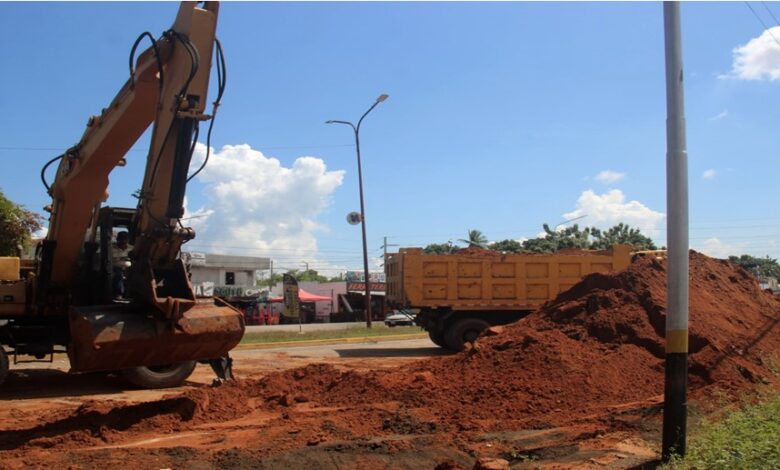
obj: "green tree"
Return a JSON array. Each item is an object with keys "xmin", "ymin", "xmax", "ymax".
[
  {"xmin": 422, "ymin": 223, "xmax": 656, "ymax": 255},
  {"xmin": 488, "ymin": 239, "xmax": 524, "ymax": 253},
  {"xmin": 458, "ymin": 229, "xmax": 488, "ymax": 248},
  {"xmin": 256, "ymin": 272, "xmax": 283, "ymax": 287},
  {"xmin": 0, "ymin": 189, "xmax": 42, "ymax": 256},
  {"xmin": 590, "ymin": 223, "xmax": 657, "ymax": 250},
  {"xmin": 522, "ymin": 224, "xmax": 593, "ymax": 253},
  {"xmin": 257, "ymin": 269, "xmax": 345, "ymax": 287},
  {"xmin": 520, "ymin": 223, "xmax": 655, "ymax": 253},
  {"xmin": 728, "ymin": 254, "xmax": 780, "ymax": 279},
  {"xmin": 292, "ymin": 269, "xmax": 329, "ymax": 283},
  {"xmin": 424, "ymin": 242, "xmax": 458, "ymax": 254}
]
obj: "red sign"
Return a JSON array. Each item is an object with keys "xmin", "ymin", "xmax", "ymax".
[{"xmin": 347, "ymin": 282, "xmax": 385, "ymax": 292}]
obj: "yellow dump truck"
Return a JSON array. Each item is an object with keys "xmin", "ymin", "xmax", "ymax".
[{"xmin": 385, "ymin": 245, "xmax": 632, "ymax": 350}]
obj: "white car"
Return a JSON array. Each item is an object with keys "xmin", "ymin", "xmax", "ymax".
[{"xmin": 384, "ymin": 309, "xmax": 416, "ymax": 327}]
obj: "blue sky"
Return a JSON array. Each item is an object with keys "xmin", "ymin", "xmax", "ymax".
[{"xmin": 1, "ymin": 2, "xmax": 779, "ymax": 273}]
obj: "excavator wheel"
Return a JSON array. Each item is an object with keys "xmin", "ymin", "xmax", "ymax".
[
  {"xmin": 444, "ymin": 318, "xmax": 490, "ymax": 352},
  {"xmin": 0, "ymin": 348, "xmax": 8, "ymax": 386},
  {"xmin": 121, "ymin": 361, "xmax": 196, "ymax": 389}
]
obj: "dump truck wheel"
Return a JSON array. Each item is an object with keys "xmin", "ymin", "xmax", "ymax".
[
  {"xmin": 428, "ymin": 330, "xmax": 446, "ymax": 348},
  {"xmin": 121, "ymin": 361, "xmax": 197, "ymax": 389},
  {"xmin": 445, "ymin": 318, "xmax": 490, "ymax": 352},
  {"xmin": 0, "ymin": 348, "xmax": 8, "ymax": 386}
]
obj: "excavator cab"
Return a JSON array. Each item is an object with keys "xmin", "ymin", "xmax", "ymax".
[{"xmin": 76, "ymin": 207, "xmax": 135, "ymax": 305}]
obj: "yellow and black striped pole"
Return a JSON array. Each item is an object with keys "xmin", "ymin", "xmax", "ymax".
[{"xmin": 662, "ymin": 1, "xmax": 689, "ymax": 461}]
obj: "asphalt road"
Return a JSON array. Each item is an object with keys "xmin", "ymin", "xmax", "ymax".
[
  {"xmin": 234, "ymin": 337, "xmax": 444, "ymax": 360},
  {"xmin": 245, "ymin": 321, "xmax": 399, "ymax": 333}
]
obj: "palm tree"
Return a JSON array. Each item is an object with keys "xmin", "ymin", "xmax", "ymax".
[
  {"xmin": 590, "ymin": 223, "xmax": 657, "ymax": 250},
  {"xmin": 458, "ymin": 229, "xmax": 488, "ymax": 249}
]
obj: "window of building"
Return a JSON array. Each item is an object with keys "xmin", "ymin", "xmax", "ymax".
[{"xmin": 225, "ymin": 272, "xmax": 235, "ymax": 285}]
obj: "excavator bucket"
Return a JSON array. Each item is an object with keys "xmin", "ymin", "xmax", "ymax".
[{"xmin": 67, "ymin": 299, "xmax": 245, "ymax": 373}]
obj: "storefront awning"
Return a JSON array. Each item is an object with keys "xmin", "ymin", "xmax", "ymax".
[{"xmin": 268, "ymin": 287, "xmax": 332, "ymax": 303}]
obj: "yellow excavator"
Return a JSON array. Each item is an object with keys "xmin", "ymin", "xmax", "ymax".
[{"xmin": 0, "ymin": 2, "xmax": 245, "ymax": 388}]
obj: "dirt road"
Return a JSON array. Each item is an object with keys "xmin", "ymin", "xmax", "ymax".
[
  {"xmin": 0, "ymin": 338, "xmax": 659, "ymax": 469},
  {"xmin": 1, "ymin": 338, "xmax": 443, "ymax": 411}
]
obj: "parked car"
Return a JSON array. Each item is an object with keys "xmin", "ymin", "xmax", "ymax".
[{"xmin": 384, "ymin": 309, "xmax": 416, "ymax": 327}]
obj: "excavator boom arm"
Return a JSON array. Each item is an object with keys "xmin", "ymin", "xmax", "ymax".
[
  {"xmin": 35, "ymin": 2, "xmax": 243, "ymax": 377},
  {"xmin": 45, "ymin": 3, "xmax": 219, "ymax": 320}
]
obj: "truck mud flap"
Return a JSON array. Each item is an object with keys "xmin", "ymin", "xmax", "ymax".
[{"xmin": 67, "ymin": 301, "xmax": 245, "ymax": 373}]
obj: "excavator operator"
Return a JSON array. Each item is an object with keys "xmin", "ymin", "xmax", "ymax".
[{"xmin": 112, "ymin": 231, "xmax": 132, "ymax": 299}]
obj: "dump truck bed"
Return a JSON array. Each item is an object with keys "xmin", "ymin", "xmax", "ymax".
[{"xmin": 386, "ymin": 245, "xmax": 632, "ymax": 312}]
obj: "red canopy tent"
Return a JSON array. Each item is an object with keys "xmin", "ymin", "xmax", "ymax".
[{"xmin": 268, "ymin": 288, "xmax": 331, "ymax": 303}]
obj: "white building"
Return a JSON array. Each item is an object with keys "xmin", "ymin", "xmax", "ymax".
[{"xmin": 184, "ymin": 252, "xmax": 270, "ymax": 296}]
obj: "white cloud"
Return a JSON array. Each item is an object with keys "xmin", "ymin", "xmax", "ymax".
[
  {"xmin": 185, "ymin": 143, "xmax": 345, "ymax": 269},
  {"xmin": 33, "ymin": 226, "xmax": 48, "ymax": 239},
  {"xmin": 593, "ymin": 170, "xmax": 626, "ymax": 184},
  {"xmin": 696, "ymin": 237, "xmax": 747, "ymax": 259},
  {"xmin": 563, "ymin": 189, "xmax": 665, "ymax": 238},
  {"xmin": 702, "ymin": 169, "xmax": 717, "ymax": 180},
  {"xmin": 723, "ymin": 26, "xmax": 780, "ymax": 80},
  {"xmin": 708, "ymin": 110, "xmax": 728, "ymax": 121}
]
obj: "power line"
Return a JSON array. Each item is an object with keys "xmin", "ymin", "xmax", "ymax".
[
  {"xmin": 762, "ymin": 1, "xmax": 780, "ymax": 27},
  {"xmin": 188, "ymin": 225, "xmax": 780, "ymax": 252},
  {"xmin": 184, "ymin": 244, "xmax": 366, "ymax": 255},
  {"xmin": 744, "ymin": 1, "xmax": 780, "ymax": 48},
  {"xmin": 0, "ymin": 143, "xmax": 354, "ymax": 153},
  {"xmin": 374, "ymin": 219, "xmax": 780, "ymax": 241}
]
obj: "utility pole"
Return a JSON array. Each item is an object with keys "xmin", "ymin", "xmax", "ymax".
[
  {"xmin": 301, "ymin": 261, "xmax": 309, "ymax": 272},
  {"xmin": 662, "ymin": 1, "xmax": 689, "ymax": 461},
  {"xmin": 381, "ymin": 236, "xmax": 400, "ymax": 266}
]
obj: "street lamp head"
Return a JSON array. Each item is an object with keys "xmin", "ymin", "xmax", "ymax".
[
  {"xmin": 326, "ymin": 119, "xmax": 353, "ymax": 127},
  {"xmin": 376, "ymin": 94, "xmax": 389, "ymax": 103}
]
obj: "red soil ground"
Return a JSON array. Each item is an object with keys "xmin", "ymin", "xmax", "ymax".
[{"xmin": 2, "ymin": 251, "xmax": 778, "ymax": 468}]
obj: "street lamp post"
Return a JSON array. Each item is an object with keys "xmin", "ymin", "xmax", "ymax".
[
  {"xmin": 553, "ymin": 214, "xmax": 587, "ymax": 232},
  {"xmin": 327, "ymin": 94, "xmax": 388, "ymax": 328}
]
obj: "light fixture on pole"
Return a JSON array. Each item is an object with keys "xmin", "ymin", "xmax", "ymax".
[{"xmin": 326, "ymin": 94, "xmax": 389, "ymax": 328}]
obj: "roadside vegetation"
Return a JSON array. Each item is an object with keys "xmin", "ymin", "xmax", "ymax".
[
  {"xmin": 423, "ymin": 226, "xmax": 780, "ymax": 282},
  {"xmin": 0, "ymin": 189, "xmax": 42, "ymax": 256},
  {"xmin": 240, "ymin": 325, "xmax": 423, "ymax": 345},
  {"xmin": 424, "ymin": 223, "xmax": 658, "ymax": 254},
  {"xmin": 666, "ymin": 390, "xmax": 780, "ymax": 469}
]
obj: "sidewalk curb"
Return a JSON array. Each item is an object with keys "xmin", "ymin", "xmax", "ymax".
[{"xmin": 236, "ymin": 333, "xmax": 428, "ymax": 350}]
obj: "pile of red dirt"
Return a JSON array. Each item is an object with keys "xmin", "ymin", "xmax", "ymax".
[
  {"xmin": 395, "ymin": 252, "xmax": 780, "ymax": 430},
  {"xmin": 453, "ymin": 246, "xmax": 503, "ymax": 257},
  {"xmin": 357, "ymin": 251, "xmax": 778, "ymax": 430},
  {"xmin": 527, "ymin": 251, "xmax": 780, "ymax": 390},
  {"xmin": 7, "ymin": 252, "xmax": 779, "ymax": 451}
]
